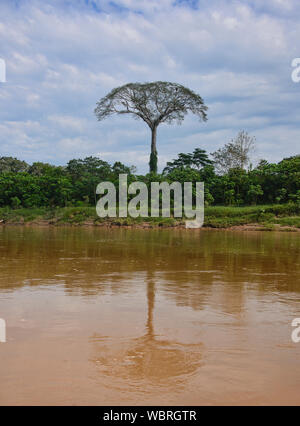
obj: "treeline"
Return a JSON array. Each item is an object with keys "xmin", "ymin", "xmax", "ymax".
[
  {"xmin": 0, "ymin": 151, "xmax": 299, "ymax": 209},
  {"xmin": 0, "ymin": 157, "xmax": 134, "ymax": 208}
]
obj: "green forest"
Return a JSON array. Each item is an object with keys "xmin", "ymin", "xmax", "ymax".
[
  {"xmin": 0, "ymin": 129, "xmax": 300, "ymax": 229},
  {"xmin": 0, "ymin": 151, "xmax": 299, "ymax": 209}
]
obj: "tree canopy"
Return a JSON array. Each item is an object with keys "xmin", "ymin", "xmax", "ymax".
[
  {"xmin": 163, "ymin": 148, "xmax": 212, "ymax": 174},
  {"xmin": 95, "ymin": 81, "xmax": 208, "ymax": 173},
  {"xmin": 0, "ymin": 152, "xmax": 299, "ymax": 208},
  {"xmin": 0, "ymin": 156, "xmax": 29, "ymax": 174}
]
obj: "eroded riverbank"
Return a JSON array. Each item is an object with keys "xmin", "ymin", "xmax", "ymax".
[{"xmin": 1, "ymin": 204, "xmax": 300, "ymax": 232}]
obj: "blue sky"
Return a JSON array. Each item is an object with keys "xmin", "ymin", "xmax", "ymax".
[{"xmin": 0, "ymin": 0, "xmax": 299, "ymax": 172}]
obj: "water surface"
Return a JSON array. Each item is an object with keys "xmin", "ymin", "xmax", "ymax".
[{"xmin": 0, "ymin": 226, "xmax": 300, "ymax": 405}]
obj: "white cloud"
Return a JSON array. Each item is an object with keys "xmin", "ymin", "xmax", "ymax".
[
  {"xmin": 48, "ymin": 115, "xmax": 86, "ymax": 132},
  {"xmin": 0, "ymin": 0, "xmax": 300, "ymax": 172}
]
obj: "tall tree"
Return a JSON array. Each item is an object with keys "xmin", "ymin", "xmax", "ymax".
[
  {"xmin": 94, "ymin": 81, "xmax": 208, "ymax": 173},
  {"xmin": 211, "ymin": 131, "xmax": 256, "ymax": 174}
]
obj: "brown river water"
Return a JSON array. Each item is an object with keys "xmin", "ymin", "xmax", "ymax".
[{"xmin": 0, "ymin": 226, "xmax": 300, "ymax": 406}]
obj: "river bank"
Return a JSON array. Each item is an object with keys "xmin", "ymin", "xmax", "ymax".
[{"xmin": 0, "ymin": 204, "xmax": 300, "ymax": 231}]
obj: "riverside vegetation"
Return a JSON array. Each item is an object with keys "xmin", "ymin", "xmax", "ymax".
[
  {"xmin": 0, "ymin": 204, "xmax": 300, "ymax": 230},
  {"xmin": 0, "ymin": 145, "xmax": 299, "ymax": 231}
]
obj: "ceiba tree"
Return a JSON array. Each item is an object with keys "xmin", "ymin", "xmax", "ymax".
[{"xmin": 94, "ymin": 81, "xmax": 208, "ymax": 173}]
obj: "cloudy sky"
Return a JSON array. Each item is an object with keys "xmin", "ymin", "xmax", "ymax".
[{"xmin": 0, "ymin": 0, "xmax": 299, "ymax": 172}]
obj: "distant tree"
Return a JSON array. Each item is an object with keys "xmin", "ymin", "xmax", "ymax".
[
  {"xmin": 66, "ymin": 157, "xmax": 112, "ymax": 205},
  {"xmin": 95, "ymin": 81, "xmax": 208, "ymax": 174},
  {"xmin": 290, "ymin": 190, "xmax": 300, "ymax": 204},
  {"xmin": 247, "ymin": 184, "xmax": 263, "ymax": 205},
  {"xmin": 211, "ymin": 131, "xmax": 256, "ymax": 174},
  {"xmin": 163, "ymin": 153, "xmax": 193, "ymax": 173},
  {"xmin": 163, "ymin": 148, "xmax": 212, "ymax": 174},
  {"xmin": 11, "ymin": 196, "xmax": 21, "ymax": 209},
  {"xmin": 28, "ymin": 162, "xmax": 64, "ymax": 177},
  {"xmin": 112, "ymin": 161, "xmax": 132, "ymax": 176},
  {"xmin": 256, "ymin": 159, "xmax": 269, "ymax": 170},
  {"xmin": 66, "ymin": 157, "xmax": 111, "ymax": 180},
  {"xmin": 192, "ymin": 148, "xmax": 213, "ymax": 170},
  {"xmin": 0, "ymin": 157, "xmax": 28, "ymax": 174}
]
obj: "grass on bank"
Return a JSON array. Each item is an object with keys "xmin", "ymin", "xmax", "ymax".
[{"xmin": 0, "ymin": 203, "xmax": 300, "ymax": 230}]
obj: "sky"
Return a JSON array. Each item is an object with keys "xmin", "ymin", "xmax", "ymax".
[{"xmin": 0, "ymin": 0, "xmax": 299, "ymax": 173}]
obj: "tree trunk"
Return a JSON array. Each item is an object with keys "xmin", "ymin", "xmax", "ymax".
[{"xmin": 149, "ymin": 126, "xmax": 158, "ymax": 173}]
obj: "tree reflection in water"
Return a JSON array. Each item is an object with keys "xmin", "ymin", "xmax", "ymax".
[{"xmin": 90, "ymin": 272, "xmax": 203, "ymax": 386}]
